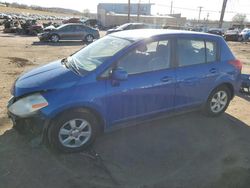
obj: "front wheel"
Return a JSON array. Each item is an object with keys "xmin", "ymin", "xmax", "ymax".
[
  {"xmin": 204, "ymin": 86, "xmax": 231, "ymax": 117},
  {"xmin": 50, "ymin": 34, "xmax": 59, "ymax": 43},
  {"xmin": 48, "ymin": 109, "xmax": 100, "ymax": 152}
]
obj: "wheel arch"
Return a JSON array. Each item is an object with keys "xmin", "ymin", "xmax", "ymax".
[
  {"xmin": 209, "ymin": 82, "xmax": 234, "ymax": 100},
  {"xmin": 42, "ymin": 105, "xmax": 106, "ymax": 144}
]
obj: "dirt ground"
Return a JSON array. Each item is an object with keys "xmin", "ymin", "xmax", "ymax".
[{"xmin": 0, "ymin": 28, "xmax": 250, "ymax": 188}]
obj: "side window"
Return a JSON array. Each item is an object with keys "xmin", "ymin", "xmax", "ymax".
[
  {"xmin": 62, "ymin": 26, "xmax": 74, "ymax": 32},
  {"xmin": 177, "ymin": 39, "xmax": 205, "ymax": 67},
  {"xmin": 60, "ymin": 26, "xmax": 69, "ymax": 31},
  {"xmin": 75, "ymin": 25, "xmax": 84, "ymax": 31},
  {"xmin": 125, "ymin": 25, "xmax": 132, "ymax": 30},
  {"xmin": 117, "ymin": 40, "xmax": 171, "ymax": 75},
  {"xmin": 134, "ymin": 24, "xmax": 144, "ymax": 29},
  {"xmin": 206, "ymin": 41, "xmax": 217, "ymax": 62}
]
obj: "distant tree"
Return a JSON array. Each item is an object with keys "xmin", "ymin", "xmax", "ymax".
[
  {"xmin": 232, "ymin": 13, "xmax": 247, "ymax": 27},
  {"xmin": 83, "ymin": 9, "xmax": 90, "ymax": 17}
]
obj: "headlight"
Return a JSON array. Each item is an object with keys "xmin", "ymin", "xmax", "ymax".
[{"xmin": 8, "ymin": 93, "xmax": 48, "ymax": 118}]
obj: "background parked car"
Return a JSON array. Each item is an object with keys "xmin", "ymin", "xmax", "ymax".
[
  {"xmin": 82, "ymin": 19, "xmax": 104, "ymax": 30},
  {"xmin": 238, "ymin": 28, "xmax": 250, "ymax": 41},
  {"xmin": 207, "ymin": 28, "xmax": 224, "ymax": 36},
  {"xmin": 224, "ymin": 29, "xmax": 240, "ymax": 41},
  {"xmin": 62, "ymin": 17, "xmax": 82, "ymax": 24},
  {"xmin": 37, "ymin": 23, "xmax": 100, "ymax": 43},
  {"xmin": 106, "ymin": 23, "xmax": 158, "ymax": 34}
]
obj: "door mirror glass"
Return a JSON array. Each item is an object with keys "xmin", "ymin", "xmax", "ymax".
[{"xmin": 112, "ymin": 67, "xmax": 128, "ymax": 81}]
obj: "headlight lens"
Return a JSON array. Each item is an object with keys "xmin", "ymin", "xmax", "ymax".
[{"xmin": 8, "ymin": 93, "xmax": 48, "ymax": 117}]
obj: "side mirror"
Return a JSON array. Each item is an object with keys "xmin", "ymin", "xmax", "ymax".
[{"xmin": 112, "ymin": 67, "xmax": 128, "ymax": 81}]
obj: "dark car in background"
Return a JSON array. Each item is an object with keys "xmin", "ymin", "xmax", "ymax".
[
  {"xmin": 82, "ymin": 19, "xmax": 104, "ymax": 30},
  {"xmin": 38, "ymin": 23, "xmax": 100, "ymax": 43},
  {"xmin": 207, "ymin": 28, "xmax": 224, "ymax": 36},
  {"xmin": 224, "ymin": 29, "xmax": 240, "ymax": 41},
  {"xmin": 106, "ymin": 23, "xmax": 158, "ymax": 34},
  {"xmin": 239, "ymin": 28, "xmax": 250, "ymax": 41}
]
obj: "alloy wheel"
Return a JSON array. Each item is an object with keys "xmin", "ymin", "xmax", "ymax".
[
  {"xmin": 58, "ymin": 119, "xmax": 92, "ymax": 148},
  {"xmin": 210, "ymin": 90, "xmax": 228, "ymax": 113}
]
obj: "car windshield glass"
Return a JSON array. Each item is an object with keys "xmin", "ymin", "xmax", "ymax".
[
  {"xmin": 67, "ymin": 36, "xmax": 132, "ymax": 72},
  {"xmin": 56, "ymin": 24, "xmax": 67, "ymax": 30}
]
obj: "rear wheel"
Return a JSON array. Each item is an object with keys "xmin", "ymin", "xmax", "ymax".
[
  {"xmin": 48, "ymin": 109, "xmax": 100, "ymax": 153},
  {"xmin": 204, "ymin": 86, "xmax": 231, "ymax": 117},
  {"xmin": 85, "ymin": 34, "xmax": 94, "ymax": 43}
]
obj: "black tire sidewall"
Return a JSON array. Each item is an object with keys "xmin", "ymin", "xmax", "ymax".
[
  {"xmin": 48, "ymin": 109, "xmax": 99, "ymax": 153},
  {"xmin": 204, "ymin": 86, "xmax": 231, "ymax": 117}
]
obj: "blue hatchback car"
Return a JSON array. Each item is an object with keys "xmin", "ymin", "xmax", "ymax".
[{"xmin": 8, "ymin": 29, "xmax": 242, "ymax": 152}]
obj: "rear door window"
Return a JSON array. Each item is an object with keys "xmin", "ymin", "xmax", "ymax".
[
  {"xmin": 177, "ymin": 39, "xmax": 217, "ymax": 67},
  {"xmin": 177, "ymin": 39, "xmax": 205, "ymax": 67}
]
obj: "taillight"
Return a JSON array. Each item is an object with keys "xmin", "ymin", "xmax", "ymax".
[{"xmin": 228, "ymin": 59, "xmax": 242, "ymax": 72}]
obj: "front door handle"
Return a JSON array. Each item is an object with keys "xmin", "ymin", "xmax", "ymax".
[
  {"xmin": 209, "ymin": 68, "xmax": 217, "ymax": 74},
  {"xmin": 161, "ymin": 76, "xmax": 172, "ymax": 83}
]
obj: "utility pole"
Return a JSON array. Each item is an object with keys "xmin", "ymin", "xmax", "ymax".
[
  {"xmin": 137, "ymin": 0, "xmax": 141, "ymax": 22},
  {"xmin": 219, "ymin": 0, "xmax": 228, "ymax": 28},
  {"xmin": 198, "ymin": 6, "xmax": 203, "ymax": 23},
  {"xmin": 170, "ymin": 1, "xmax": 173, "ymax": 15},
  {"xmin": 128, "ymin": 0, "xmax": 130, "ymax": 23}
]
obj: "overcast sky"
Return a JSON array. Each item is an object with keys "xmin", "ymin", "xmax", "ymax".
[{"xmin": 3, "ymin": 0, "xmax": 250, "ymax": 21}]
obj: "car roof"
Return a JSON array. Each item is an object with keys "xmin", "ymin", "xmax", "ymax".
[{"xmin": 109, "ymin": 29, "xmax": 221, "ymax": 41}]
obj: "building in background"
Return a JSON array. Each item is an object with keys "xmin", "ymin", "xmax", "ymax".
[
  {"xmin": 98, "ymin": 3, "xmax": 152, "ymax": 16},
  {"xmin": 97, "ymin": 3, "xmax": 186, "ymax": 28}
]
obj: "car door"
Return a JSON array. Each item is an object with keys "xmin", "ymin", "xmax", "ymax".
[
  {"xmin": 175, "ymin": 37, "xmax": 220, "ymax": 110},
  {"xmin": 58, "ymin": 25, "xmax": 75, "ymax": 40},
  {"xmin": 74, "ymin": 25, "xmax": 85, "ymax": 40},
  {"xmin": 102, "ymin": 38, "xmax": 176, "ymax": 126}
]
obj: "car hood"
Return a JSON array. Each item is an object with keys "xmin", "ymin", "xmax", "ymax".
[{"xmin": 13, "ymin": 60, "xmax": 80, "ymax": 97}]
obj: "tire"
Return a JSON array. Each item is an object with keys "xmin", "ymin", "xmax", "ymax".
[
  {"xmin": 85, "ymin": 34, "xmax": 94, "ymax": 43},
  {"xmin": 203, "ymin": 86, "xmax": 231, "ymax": 117},
  {"xmin": 48, "ymin": 109, "xmax": 100, "ymax": 153},
  {"xmin": 50, "ymin": 34, "xmax": 59, "ymax": 43},
  {"xmin": 238, "ymin": 36, "xmax": 243, "ymax": 42}
]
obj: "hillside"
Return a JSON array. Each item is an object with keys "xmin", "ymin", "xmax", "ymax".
[
  {"xmin": 0, "ymin": 2, "xmax": 83, "ymax": 17},
  {"xmin": 0, "ymin": 6, "xmax": 81, "ymax": 17}
]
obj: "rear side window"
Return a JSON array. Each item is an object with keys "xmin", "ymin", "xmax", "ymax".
[
  {"xmin": 177, "ymin": 39, "xmax": 217, "ymax": 67},
  {"xmin": 177, "ymin": 39, "xmax": 205, "ymax": 67}
]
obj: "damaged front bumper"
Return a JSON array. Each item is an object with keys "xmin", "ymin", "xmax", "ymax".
[{"xmin": 7, "ymin": 96, "xmax": 51, "ymax": 140}]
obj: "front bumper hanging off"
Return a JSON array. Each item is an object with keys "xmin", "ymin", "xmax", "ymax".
[{"xmin": 7, "ymin": 96, "xmax": 49, "ymax": 137}]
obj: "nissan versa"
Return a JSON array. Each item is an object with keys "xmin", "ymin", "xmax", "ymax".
[{"xmin": 7, "ymin": 29, "xmax": 242, "ymax": 152}]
